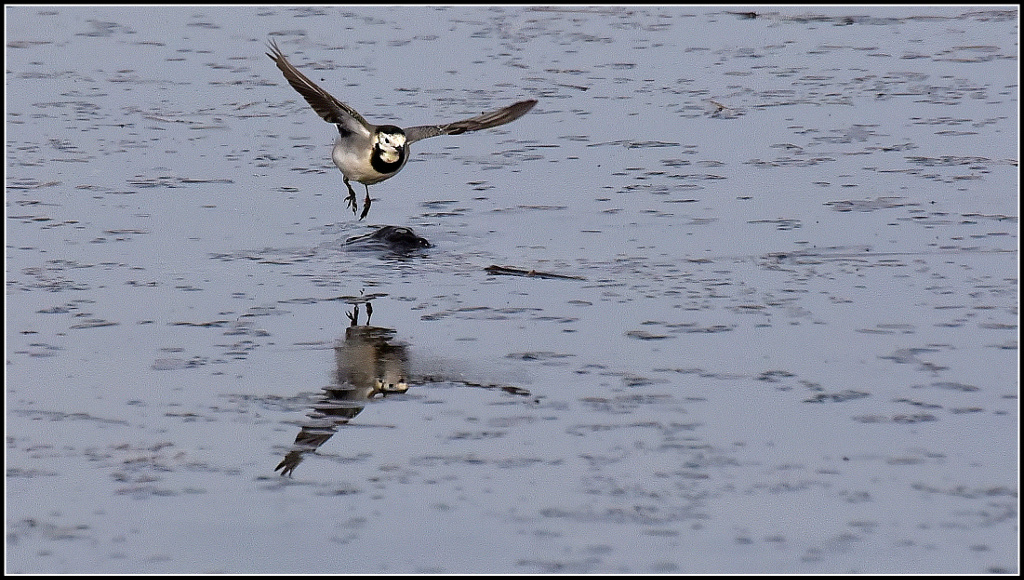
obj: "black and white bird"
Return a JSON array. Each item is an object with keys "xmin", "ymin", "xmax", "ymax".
[{"xmin": 266, "ymin": 40, "xmax": 537, "ymax": 219}]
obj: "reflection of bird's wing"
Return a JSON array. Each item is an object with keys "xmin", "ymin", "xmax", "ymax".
[
  {"xmin": 405, "ymin": 99, "xmax": 537, "ymax": 144},
  {"xmin": 275, "ymin": 449, "xmax": 304, "ymax": 477},
  {"xmin": 266, "ymin": 39, "xmax": 372, "ymax": 138}
]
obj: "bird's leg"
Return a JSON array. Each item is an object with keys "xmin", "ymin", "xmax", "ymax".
[
  {"xmin": 359, "ymin": 184, "xmax": 372, "ymax": 221},
  {"xmin": 343, "ymin": 176, "xmax": 358, "ymax": 215}
]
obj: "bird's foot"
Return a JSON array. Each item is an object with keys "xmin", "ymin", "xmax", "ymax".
[
  {"xmin": 344, "ymin": 178, "xmax": 358, "ymax": 215},
  {"xmin": 359, "ymin": 192, "xmax": 372, "ymax": 221},
  {"xmin": 345, "ymin": 191, "xmax": 358, "ymax": 215}
]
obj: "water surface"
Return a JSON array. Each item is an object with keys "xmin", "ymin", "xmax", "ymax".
[{"xmin": 5, "ymin": 5, "xmax": 1018, "ymax": 574}]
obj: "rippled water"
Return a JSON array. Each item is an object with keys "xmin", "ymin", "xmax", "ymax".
[{"xmin": 5, "ymin": 5, "xmax": 1018, "ymax": 574}]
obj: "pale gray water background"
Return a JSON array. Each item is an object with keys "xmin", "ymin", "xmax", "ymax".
[{"xmin": 5, "ymin": 5, "xmax": 1018, "ymax": 574}]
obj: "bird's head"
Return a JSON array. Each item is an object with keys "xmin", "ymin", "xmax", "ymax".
[{"xmin": 373, "ymin": 126, "xmax": 407, "ymax": 164}]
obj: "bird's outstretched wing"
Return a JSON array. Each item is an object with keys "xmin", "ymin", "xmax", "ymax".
[
  {"xmin": 404, "ymin": 99, "xmax": 537, "ymax": 144},
  {"xmin": 266, "ymin": 39, "xmax": 372, "ymax": 137}
]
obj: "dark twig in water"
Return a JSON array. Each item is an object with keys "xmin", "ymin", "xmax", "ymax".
[{"xmin": 485, "ymin": 265, "xmax": 585, "ymax": 280}]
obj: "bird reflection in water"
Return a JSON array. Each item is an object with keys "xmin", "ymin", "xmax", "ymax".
[
  {"xmin": 275, "ymin": 301, "xmax": 408, "ymax": 477},
  {"xmin": 275, "ymin": 300, "xmax": 535, "ymax": 476}
]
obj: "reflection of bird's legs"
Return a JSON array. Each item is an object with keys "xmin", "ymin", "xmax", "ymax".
[
  {"xmin": 343, "ymin": 176, "xmax": 358, "ymax": 215},
  {"xmin": 359, "ymin": 184, "xmax": 372, "ymax": 221}
]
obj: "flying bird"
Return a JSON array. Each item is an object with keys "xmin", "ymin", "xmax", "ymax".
[{"xmin": 266, "ymin": 40, "xmax": 537, "ymax": 219}]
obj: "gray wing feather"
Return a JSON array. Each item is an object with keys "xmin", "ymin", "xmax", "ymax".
[
  {"xmin": 266, "ymin": 39, "xmax": 372, "ymax": 137},
  {"xmin": 405, "ymin": 99, "xmax": 537, "ymax": 144}
]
